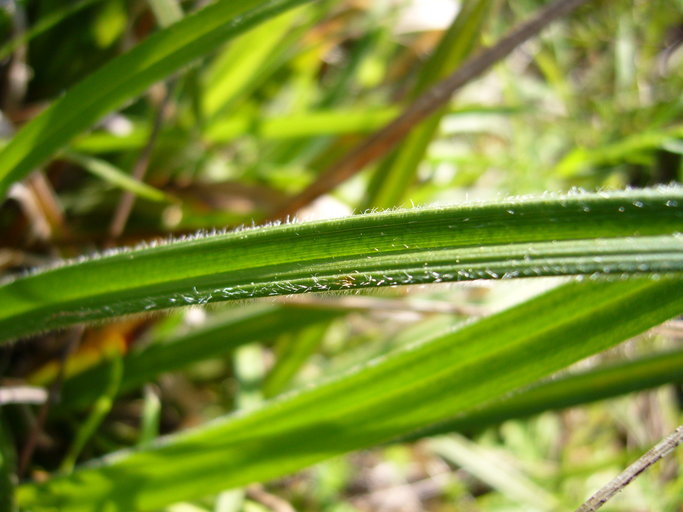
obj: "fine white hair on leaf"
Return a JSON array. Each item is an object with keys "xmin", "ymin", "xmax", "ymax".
[{"xmin": 4, "ymin": 186, "xmax": 681, "ymax": 286}]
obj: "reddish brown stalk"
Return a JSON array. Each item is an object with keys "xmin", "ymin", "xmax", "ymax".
[
  {"xmin": 107, "ymin": 81, "xmax": 175, "ymax": 243},
  {"xmin": 270, "ymin": 0, "xmax": 592, "ymax": 221}
]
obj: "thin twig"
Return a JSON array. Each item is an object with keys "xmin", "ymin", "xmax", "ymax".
[
  {"xmin": 17, "ymin": 326, "xmax": 84, "ymax": 478},
  {"xmin": 270, "ymin": 0, "xmax": 592, "ymax": 221},
  {"xmin": 575, "ymin": 425, "xmax": 683, "ymax": 512},
  {"xmin": 108, "ymin": 81, "xmax": 175, "ymax": 242}
]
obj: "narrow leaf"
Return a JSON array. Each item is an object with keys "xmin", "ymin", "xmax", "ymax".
[
  {"xmin": 201, "ymin": 7, "xmax": 305, "ymax": 123},
  {"xmin": 64, "ymin": 153, "xmax": 171, "ymax": 202},
  {"xmin": 0, "ymin": 188, "xmax": 681, "ymax": 342},
  {"xmin": 554, "ymin": 125, "xmax": 683, "ymax": 177},
  {"xmin": 70, "ymin": 108, "xmax": 399, "ymax": 153},
  {"xmin": 16, "ymin": 275, "xmax": 683, "ymax": 511},
  {"xmin": 59, "ymin": 355, "xmax": 123, "ymax": 474},
  {"xmin": 263, "ymin": 321, "xmax": 329, "ymax": 398}
]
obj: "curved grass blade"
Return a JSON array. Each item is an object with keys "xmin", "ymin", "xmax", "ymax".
[
  {"xmin": 0, "ymin": 0, "xmax": 314, "ymax": 199},
  {"xmin": 0, "ymin": 188, "xmax": 682, "ymax": 342},
  {"xmin": 16, "ymin": 275, "xmax": 683, "ymax": 511}
]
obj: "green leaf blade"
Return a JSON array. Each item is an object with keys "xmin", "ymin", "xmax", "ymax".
[
  {"xmin": 0, "ymin": 188, "xmax": 681, "ymax": 342},
  {"xmin": 64, "ymin": 153, "xmax": 171, "ymax": 202},
  {"xmin": 16, "ymin": 275, "xmax": 683, "ymax": 511}
]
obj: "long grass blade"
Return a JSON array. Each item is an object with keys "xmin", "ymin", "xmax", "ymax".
[
  {"xmin": 0, "ymin": 188, "xmax": 681, "ymax": 342},
  {"xmin": 201, "ymin": 7, "xmax": 306, "ymax": 124},
  {"xmin": 70, "ymin": 107, "xmax": 399, "ymax": 153},
  {"xmin": 58, "ymin": 355, "xmax": 122, "ymax": 474},
  {"xmin": 263, "ymin": 321, "xmax": 330, "ymax": 398},
  {"xmin": 16, "ymin": 275, "xmax": 683, "ymax": 511}
]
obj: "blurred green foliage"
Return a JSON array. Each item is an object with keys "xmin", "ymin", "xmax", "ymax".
[{"xmin": 0, "ymin": 0, "xmax": 682, "ymax": 510}]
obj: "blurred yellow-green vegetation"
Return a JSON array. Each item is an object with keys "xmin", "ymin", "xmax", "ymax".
[{"xmin": 0, "ymin": 0, "xmax": 682, "ymax": 511}]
